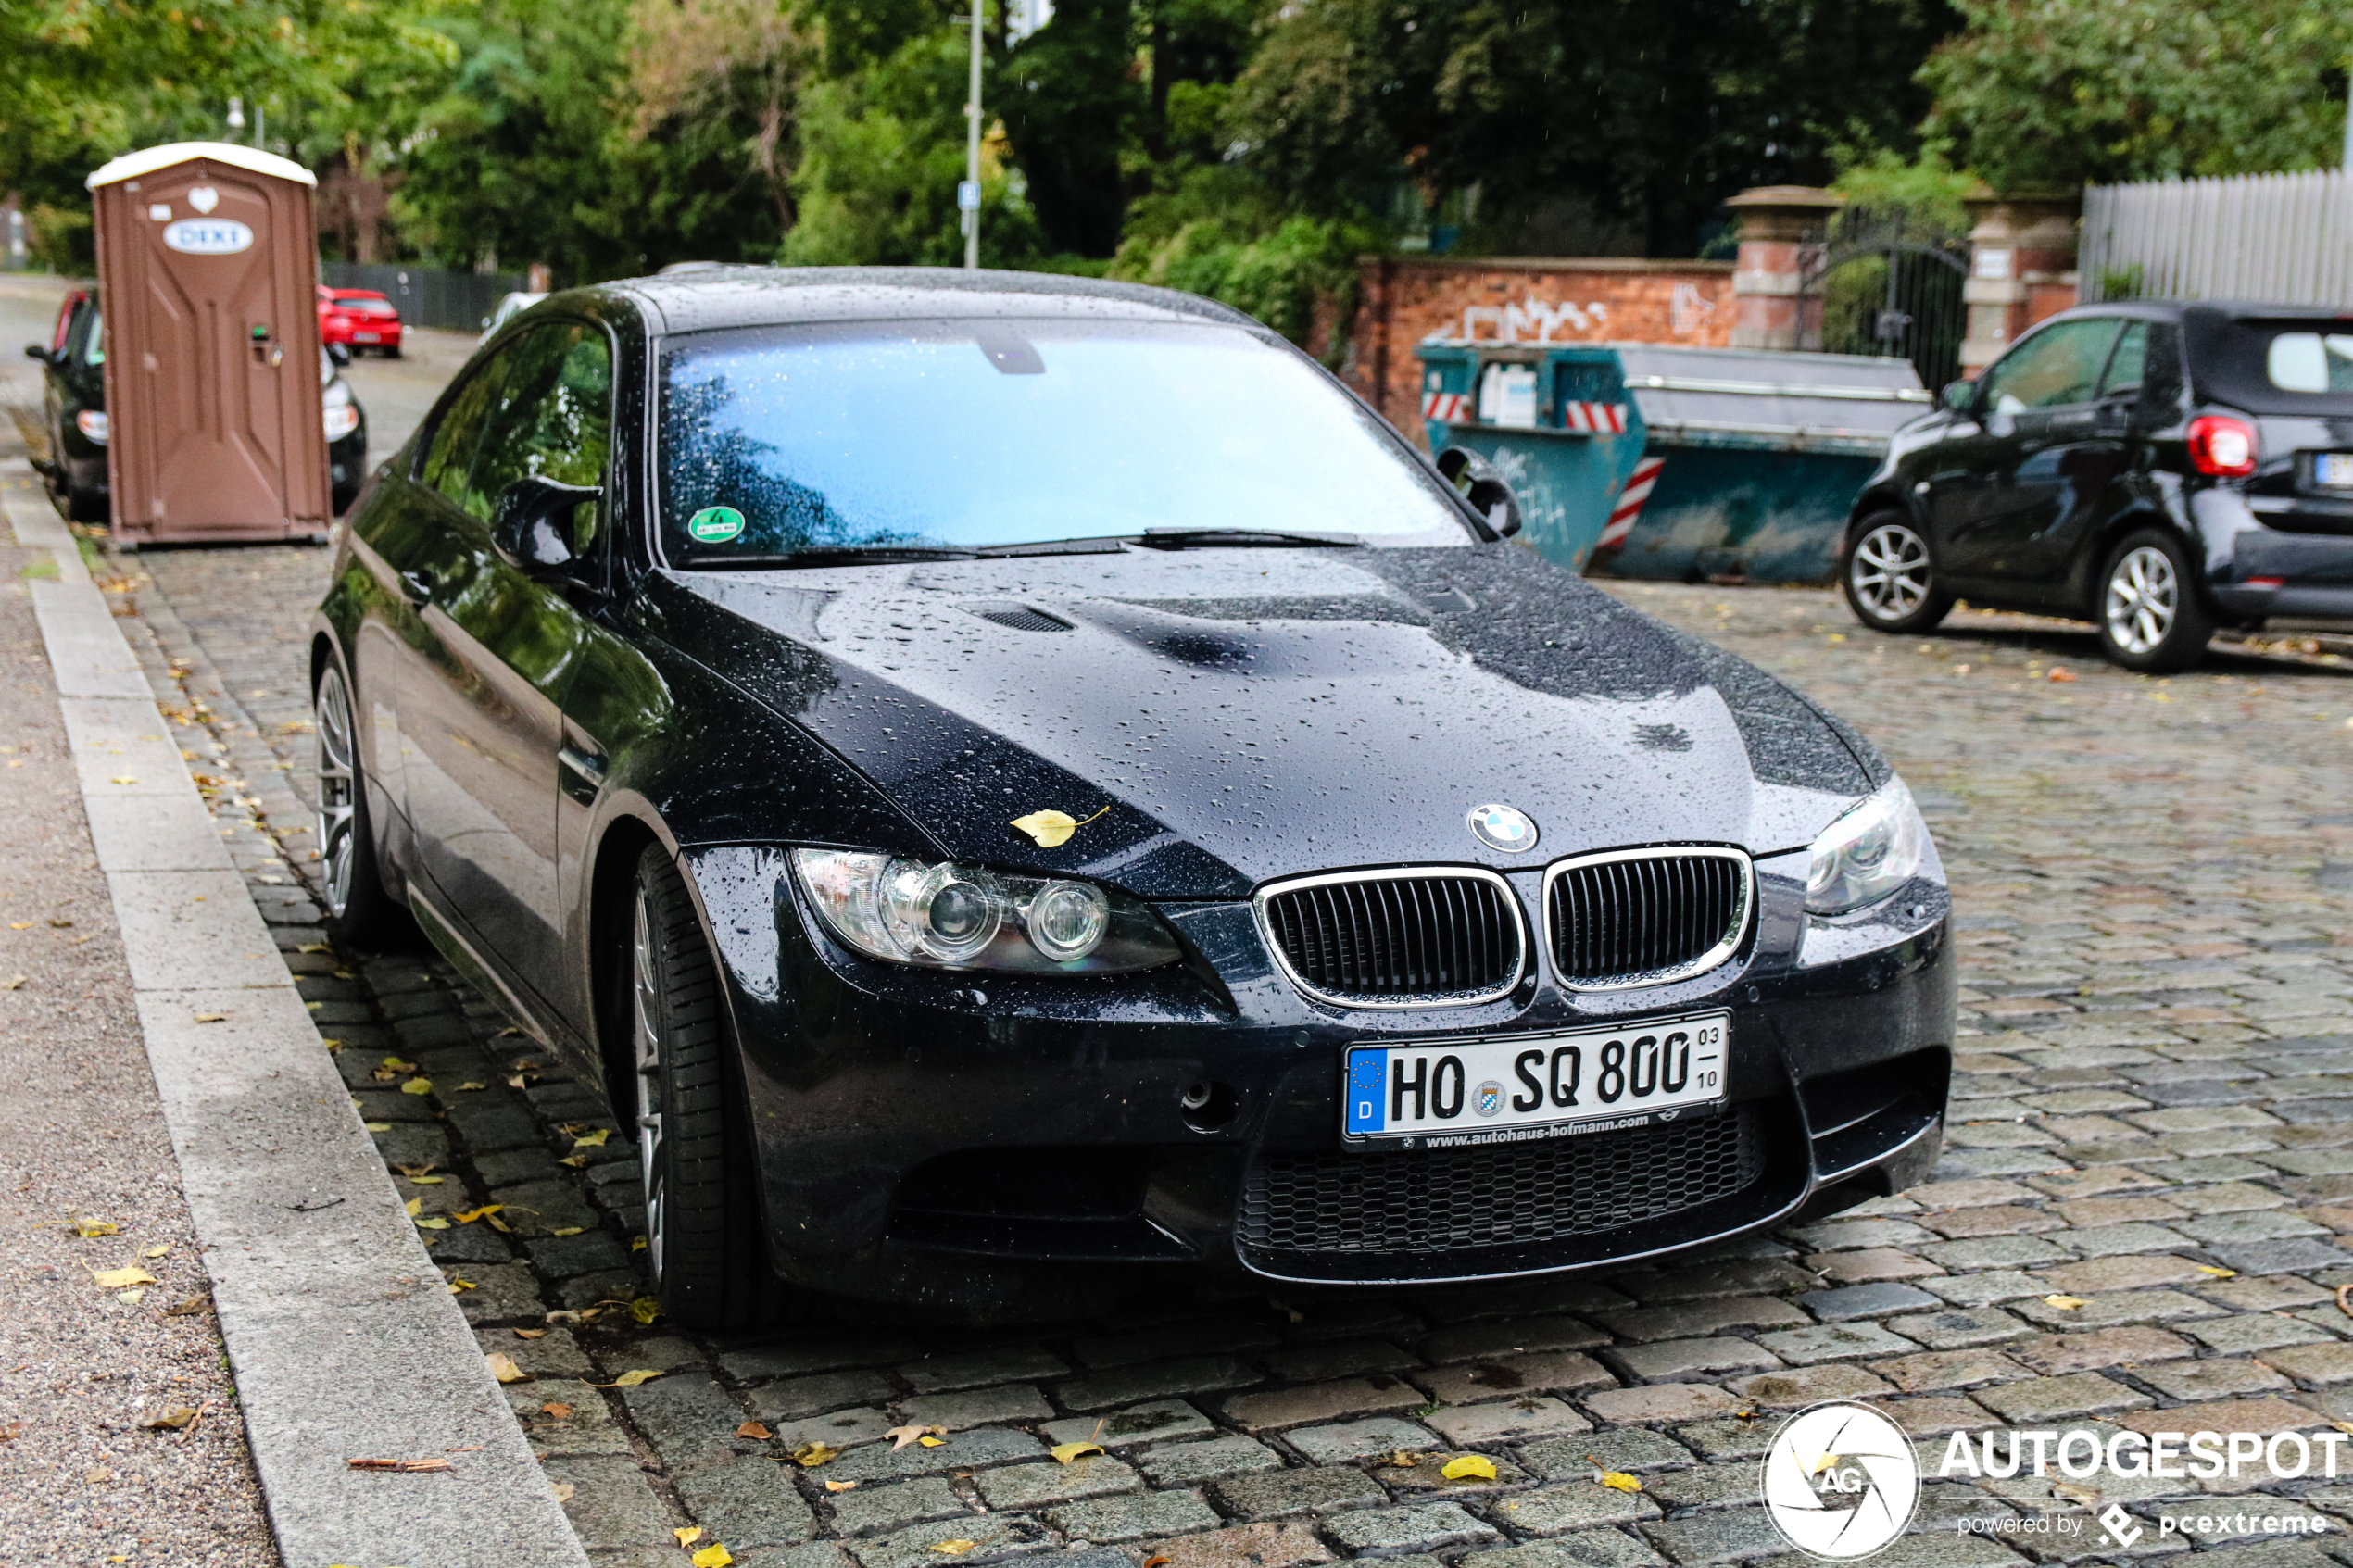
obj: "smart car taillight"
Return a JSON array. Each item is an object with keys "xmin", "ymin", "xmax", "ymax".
[{"xmin": 2187, "ymin": 414, "xmax": 2259, "ymax": 477}]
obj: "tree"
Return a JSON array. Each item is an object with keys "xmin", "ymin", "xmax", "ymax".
[
  {"xmin": 999, "ymin": 0, "xmax": 1144, "ymax": 257},
  {"xmin": 1920, "ymin": 0, "xmax": 2353, "ymax": 190}
]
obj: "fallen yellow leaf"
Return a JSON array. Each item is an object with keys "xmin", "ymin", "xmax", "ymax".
[
  {"xmin": 548, "ymin": 1226, "xmax": 585, "ymax": 1237},
  {"xmin": 918, "ymin": 1435, "xmax": 946, "ymax": 1447},
  {"xmin": 2043, "ymin": 1295, "xmax": 2088, "ymax": 1311},
  {"xmin": 486, "ymin": 1352, "xmax": 530, "ymax": 1385},
  {"xmin": 409, "ymin": 1175, "xmax": 445, "ymax": 1185},
  {"xmin": 453, "ymin": 1205, "xmax": 503, "ymax": 1224},
  {"xmin": 791, "ymin": 1441, "xmax": 839, "ymax": 1468},
  {"xmin": 825, "ymin": 1478, "xmax": 859, "ymax": 1492},
  {"xmin": 117, "ymin": 1289, "xmax": 145, "ymax": 1305},
  {"xmin": 416, "ymin": 1216, "xmax": 449, "ymax": 1231},
  {"xmin": 573, "ymin": 1127, "xmax": 611, "ymax": 1148},
  {"xmin": 394, "ymin": 1162, "xmax": 436, "ymax": 1178},
  {"xmin": 675, "ymin": 1527, "xmax": 705, "ymax": 1547},
  {"xmin": 737, "ymin": 1421, "xmax": 772, "ymax": 1440},
  {"xmin": 889, "ymin": 1424, "xmax": 947, "ymax": 1450},
  {"xmin": 1589, "ymin": 1458, "xmax": 1642, "ymax": 1492},
  {"xmin": 557, "ymin": 1154, "xmax": 589, "ymax": 1169},
  {"xmin": 631, "ymin": 1235, "xmax": 648, "ymax": 1252},
  {"xmin": 455, "ymin": 1081, "xmax": 487, "ymax": 1091},
  {"xmin": 514, "ymin": 1327, "xmax": 548, "ymax": 1339},
  {"xmin": 364, "ymin": 1122, "xmax": 392, "ymax": 1132},
  {"xmin": 109, "ymin": 775, "xmax": 137, "ymax": 784},
  {"xmin": 691, "ymin": 1547, "xmax": 733, "ymax": 1568},
  {"xmin": 612, "ymin": 1369, "xmax": 663, "ymax": 1387},
  {"xmin": 1009, "ymin": 805, "xmax": 1107, "ymax": 847},
  {"xmin": 1049, "ymin": 1440, "xmax": 1102, "ymax": 1465},
  {"xmin": 542, "ymin": 1401, "xmax": 573, "ymax": 1419},
  {"xmin": 551, "ymin": 1482, "xmax": 575, "ymax": 1502},
  {"xmin": 164, "ymin": 1294, "xmax": 208, "ymax": 1315},
  {"xmin": 142, "ymin": 1407, "xmax": 201, "ymax": 1431},
  {"xmin": 1442, "ymin": 1454, "xmax": 1498, "ymax": 1481},
  {"xmin": 297, "ymin": 942, "xmax": 333, "ymax": 954},
  {"xmin": 1, "ymin": 976, "xmax": 22, "ymax": 991},
  {"xmin": 630, "ymin": 1295, "xmax": 660, "ymax": 1323},
  {"xmin": 2196, "ymin": 1265, "xmax": 2237, "ymax": 1279},
  {"xmin": 399, "ymin": 1078, "xmax": 433, "ymax": 1097},
  {"xmin": 447, "ymin": 1279, "xmax": 476, "ymax": 1293},
  {"xmin": 91, "ymin": 1266, "xmax": 157, "ymax": 1290},
  {"xmin": 404, "ymin": 1198, "xmax": 422, "ymax": 1217},
  {"xmin": 8, "ymin": 922, "xmax": 30, "ymax": 930},
  {"xmin": 142, "ymin": 1244, "xmax": 170, "ymax": 1259},
  {"xmin": 72, "ymin": 1220, "xmax": 118, "ymax": 1238},
  {"xmin": 930, "ymin": 1541, "xmax": 976, "ymax": 1557},
  {"xmin": 193, "ymin": 1012, "xmax": 227, "ymax": 1023}
]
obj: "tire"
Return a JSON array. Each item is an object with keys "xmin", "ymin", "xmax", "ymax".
[
  {"xmin": 628, "ymin": 842, "xmax": 774, "ymax": 1330},
  {"xmin": 383, "ymin": 345, "xmax": 402, "ymax": 359},
  {"xmin": 1842, "ymin": 511, "xmax": 1953, "ymax": 633},
  {"xmin": 64, "ymin": 476, "xmax": 106, "ymax": 524},
  {"xmin": 313, "ymin": 656, "xmax": 410, "ymax": 947},
  {"xmin": 2097, "ymin": 528, "xmax": 2213, "ymax": 672}
]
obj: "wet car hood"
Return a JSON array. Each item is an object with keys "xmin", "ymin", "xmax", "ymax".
[{"xmin": 652, "ymin": 546, "xmax": 1881, "ymax": 898}]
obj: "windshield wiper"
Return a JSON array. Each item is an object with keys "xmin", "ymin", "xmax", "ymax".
[
  {"xmin": 684, "ymin": 546, "xmax": 978, "ymax": 570},
  {"xmin": 1134, "ymin": 528, "xmax": 1363, "ymax": 549}
]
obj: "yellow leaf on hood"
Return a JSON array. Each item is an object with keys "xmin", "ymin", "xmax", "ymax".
[
  {"xmin": 399, "ymin": 1077, "xmax": 433, "ymax": 1096},
  {"xmin": 675, "ymin": 1527, "xmax": 706, "ymax": 1547},
  {"xmin": 1050, "ymin": 1440, "xmax": 1103, "ymax": 1465},
  {"xmin": 573, "ymin": 1127, "xmax": 611, "ymax": 1148},
  {"xmin": 690, "ymin": 1547, "xmax": 733, "ymax": 1568},
  {"xmin": 1010, "ymin": 806, "xmax": 1107, "ymax": 847},
  {"xmin": 2043, "ymin": 1295, "xmax": 2087, "ymax": 1311},
  {"xmin": 1442, "ymin": 1454, "xmax": 1499, "ymax": 1481},
  {"xmin": 611, "ymin": 1369, "xmax": 664, "ymax": 1387},
  {"xmin": 90, "ymin": 1266, "xmax": 157, "ymax": 1290},
  {"xmin": 486, "ymin": 1352, "xmax": 530, "ymax": 1385},
  {"xmin": 791, "ymin": 1441, "xmax": 839, "ymax": 1468}
]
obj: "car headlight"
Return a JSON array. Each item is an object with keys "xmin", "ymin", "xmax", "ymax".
[
  {"xmin": 323, "ymin": 401, "xmax": 360, "ymax": 441},
  {"xmin": 791, "ymin": 849, "xmax": 1182, "ymax": 972},
  {"xmin": 75, "ymin": 409, "xmax": 107, "ymax": 445},
  {"xmin": 1805, "ymin": 776, "xmax": 1929, "ymax": 915}
]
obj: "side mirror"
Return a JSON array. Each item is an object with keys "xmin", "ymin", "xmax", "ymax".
[
  {"xmin": 23, "ymin": 344, "xmax": 51, "ymax": 363},
  {"xmin": 1436, "ymin": 445, "xmax": 1522, "ymax": 538},
  {"xmin": 1939, "ymin": 379, "xmax": 1976, "ymax": 414},
  {"xmin": 326, "ymin": 342, "xmax": 352, "ymax": 367},
  {"xmin": 491, "ymin": 476, "xmax": 599, "ymax": 575}
]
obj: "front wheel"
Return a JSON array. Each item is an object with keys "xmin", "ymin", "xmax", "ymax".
[
  {"xmin": 313, "ymin": 657, "xmax": 410, "ymax": 947},
  {"xmin": 629, "ymin": 843, "xmax": 774, "ymax": 1330},
  {"xmin": 1843, "ymin": 513, "xmax": 1952, "ymax": 633},
  {"xmin": 2097, "ymin": 528, "xmax": 2212, "ymax": 672}
]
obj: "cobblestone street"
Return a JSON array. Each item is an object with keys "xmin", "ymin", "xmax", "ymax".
[{"xmin": 107, "ymin": 538, "xmax": 2353, "ymax": 1568}]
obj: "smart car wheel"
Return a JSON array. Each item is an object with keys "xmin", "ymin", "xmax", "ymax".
[
  {"xmin": 313, "ymin": 658, "xmax": 407, "ymax": 947},
  {"xmin": 629, "ymin": 842, "xmax": 772, "ymax": 1330},
  {"xmin": 2098, "ymin": 528, "xmax": 2212, "ymax": 673},
  {"xmin": 1843, "ymin": 513, "xmax": 1951, "ymax": 633}
]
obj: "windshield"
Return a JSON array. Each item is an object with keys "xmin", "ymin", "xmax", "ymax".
[{"xmin": 656, "ymin": 318, "xmax": 1469, "ymax": 560}]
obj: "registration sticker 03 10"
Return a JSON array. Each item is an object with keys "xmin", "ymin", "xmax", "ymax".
[{"xmin": 1342, "ymin": 1012, "xmax": 1729, "ymax": 1148}]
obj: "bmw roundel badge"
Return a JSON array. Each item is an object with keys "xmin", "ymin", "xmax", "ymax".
[{"xmin": 1466, "ymin": 803, "xmax": 1539, "ymax": 853}]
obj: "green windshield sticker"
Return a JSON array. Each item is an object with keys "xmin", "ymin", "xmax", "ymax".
[{"xmin": 686, "ymin": 506, "xmax": 746, "ymax": 544}]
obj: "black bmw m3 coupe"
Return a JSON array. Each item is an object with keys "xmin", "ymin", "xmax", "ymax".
[{"xmin": 312, "ymin": 269, "xmax": 1954, "ymax": 1326}]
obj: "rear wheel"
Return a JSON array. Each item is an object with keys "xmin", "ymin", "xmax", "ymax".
[
  {"xmin": 1843, "ymin": 512, "xmax": 1952, "ymax": 633},
  {"xmin": 629, "ymin": 842, "xmax": 774, "ymax": 1330},
  {"xmin": 313, "ymin": 657, "xmax": 409, "ymax": 947},
  {"xmin": 2097, "ymin": 528, "xmax": 2212, "ymax": 672}
]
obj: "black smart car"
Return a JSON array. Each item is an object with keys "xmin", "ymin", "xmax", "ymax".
[
  {"xmin": 312, "ymin": 269, "xmax": 1954, "ymax": 1325},
  {"xmin": 1843, "ymin": 300, "xmax": 2353, "ymax": 671},
  {"xmin": 25, "ymin": 291, "xmax": 371, "ymax": 520}
]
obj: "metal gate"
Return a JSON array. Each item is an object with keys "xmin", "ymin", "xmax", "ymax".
[{"xmin": 1798, "ymin": 215, "xmax": 1969, "ymax": 392}]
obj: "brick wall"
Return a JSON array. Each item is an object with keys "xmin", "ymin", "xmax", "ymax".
[{"xmin": 1344, "ymin": 256, "xmax": 1738, "ymax": 448}]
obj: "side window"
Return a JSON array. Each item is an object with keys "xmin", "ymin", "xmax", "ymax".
[
  {"xmin": 1980, "ymin": 318, "xmax": 2122, "ymax": 413},
  {"xmin": 419, "ymin": 354, "xmax": 511, "ymax": 508},
  {"xmin": 2099, "ymin": 321, "xmax": 2147, "ymax": 395},
  {"xmin": 462, "ymin": 322, "xmax": 613, "ymax": 542}
]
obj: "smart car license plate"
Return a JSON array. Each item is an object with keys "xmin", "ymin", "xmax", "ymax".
[
  {"xmin": 2318, "ymin": 453, "xmax": 2353, "ymax": 488},
  {"xmin": 354, "ymin": 332, "xmax": 380, "ymax": 343},
  {"xmin": 1342, "ymin": 1013, "xmax": 1728, "ymax": 1148}
]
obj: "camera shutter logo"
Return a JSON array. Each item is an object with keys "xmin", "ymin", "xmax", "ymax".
[{"xmin": 1760, "ymin": 1401, "xmax": 1919, "ymax": 1560}]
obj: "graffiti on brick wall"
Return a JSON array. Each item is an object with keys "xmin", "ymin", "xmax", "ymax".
[
  {"xmin": 1671, "ymin": 282, "xmax": 1717, "ymax": 338},
  {"xmin": 1454, "ymin": 295, "xmax": 1610, "ymax": 344}
]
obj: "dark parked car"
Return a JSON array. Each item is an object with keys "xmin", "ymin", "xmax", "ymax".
[
  {"xmin": 27, "ymin": 292, "xmax": 371, "ymax": 519},
  {"xmin": 1843, "ymin": 300, "xmax": 2353, "ymax": 671},
  {"xmin": 311, "ymin": 268, "xmax": 1954, "ymax": 1325}
]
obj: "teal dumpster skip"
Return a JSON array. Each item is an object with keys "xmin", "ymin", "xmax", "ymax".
[
  {"xmin": 1592, "ymin": 345, "xmax": 1932, "ymax": 584},
  {"xmin": 1413, "ymin": 342, "xmax": 1649, "ymax": 574}
]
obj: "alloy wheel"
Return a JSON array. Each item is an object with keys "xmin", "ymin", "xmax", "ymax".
[
  {"xmin": 633, "ymin": 890, "xmax": 667, "ymax": 1282},
  {"xmin": 1851, "ymin": 523, "xmax": 1932, "ymax": 621},
  {"xmin": 314, "ymin": 666, "xmax": 360, "ymax": 919},
  {"xmin": 2105, "ymin": 545, "xmax": 2177, "ymax": 655}
]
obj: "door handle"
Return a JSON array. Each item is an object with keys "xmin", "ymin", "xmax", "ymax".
[
  {"xmin": 559, "ymin": 742, "xmax": 607, "ymax": 804},
  {"xmin": 397, "ymin": 568, "xmax": 435, "ymax": 605}
]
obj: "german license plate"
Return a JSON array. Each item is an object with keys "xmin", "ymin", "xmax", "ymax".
[
  {"xmin": 1342, "ymin": 1012, "xmax": 1729, "ymax": 1148},
  {"xmin": 2317, "ymin": 453, "xmax": 2353, "ymax": 488},
  {"xmin": 354, "ymin": 332, "xmax": 380, "ymax": 343}
]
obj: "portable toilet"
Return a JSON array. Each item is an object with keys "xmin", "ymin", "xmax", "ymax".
[{"xmin": 85, "ymin": 143, "xmax": 330, "ymax": 544}]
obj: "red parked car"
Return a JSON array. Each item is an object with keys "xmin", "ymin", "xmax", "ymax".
[{"xmin": 316, "ymin": 286, "xmax": 404, "ymax": 357}]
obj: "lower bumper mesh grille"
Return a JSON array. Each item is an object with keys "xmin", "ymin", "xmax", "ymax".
[{"xmin": 1238, "ymin": 1110, "xmax": 1761, "ymax": 1259}]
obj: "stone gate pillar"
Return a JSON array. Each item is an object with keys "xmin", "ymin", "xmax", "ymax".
[
  {"xmin": 1960, "ymin": 186, "xmax": 2082, "ymax": 376},
  {"xmin": 1728, "ymin": 185, "xmax": 1843, "ymax": 351}
]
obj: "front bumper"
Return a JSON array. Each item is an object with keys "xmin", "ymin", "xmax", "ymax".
[{"xmin": 689, "ymin": 847, "xmax": 1953, "ymax": 1300}]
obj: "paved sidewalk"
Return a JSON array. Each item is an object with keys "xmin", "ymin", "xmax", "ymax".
[
  {"xmin": 117, "ymin": 540, "xmax": 2353, "ymax": 1568},
  {"xmin": 0, "ymin": 468, "xmax": 276, "ymax": 1567}
]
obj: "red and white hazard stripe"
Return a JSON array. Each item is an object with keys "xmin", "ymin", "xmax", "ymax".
[
  {"xmin": 1422, "ymin": 389, "xmax": 1470, "ymax": 423},
  {"xmin": 1562, "ymin": 401, "xmax": 1628, "ymax": 434},
  {"xmin": 1597, "ymin": 456, "xmax": 1665, "ymax": 549}
]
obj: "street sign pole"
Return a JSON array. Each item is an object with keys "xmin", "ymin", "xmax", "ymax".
[{"xmin": 963, "ymin": 6, "xmax": 983, "ymax": 270}]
